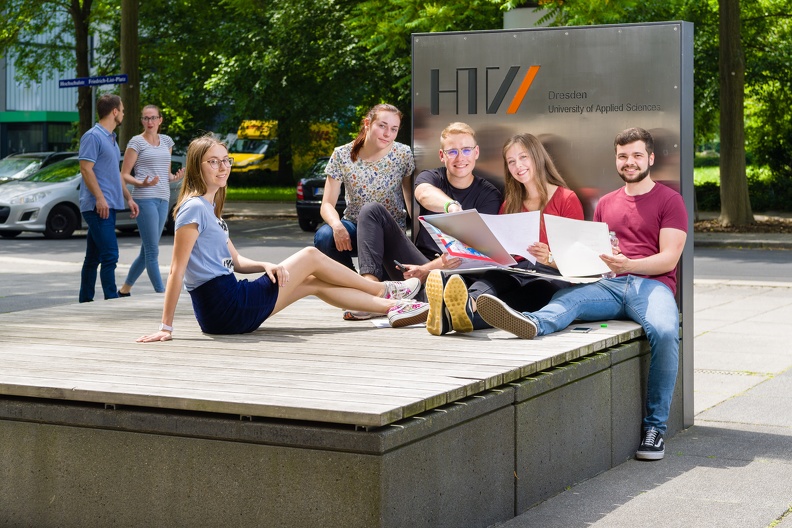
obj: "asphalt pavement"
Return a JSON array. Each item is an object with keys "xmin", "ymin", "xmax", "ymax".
[
  {"xmin": 2, "ymin": 201, "xmax": 791, "ymax": 527},
  {"xmin": 225, "ymin": 202, "xmax": 792, "ymax": 528}
]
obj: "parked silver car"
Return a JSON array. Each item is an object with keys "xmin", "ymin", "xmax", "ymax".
[
  {"xmin": 0, "ymin": 151, "xmax": 78, "ymax": 185},
  {"xmin": 0, "ymin": 156, "xmax": 184, "ymax": 239}
]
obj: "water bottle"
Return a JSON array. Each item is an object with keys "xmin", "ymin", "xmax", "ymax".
[{"xmin": 602, "ymin": 231, "xmax": 619, "ymax": 279}]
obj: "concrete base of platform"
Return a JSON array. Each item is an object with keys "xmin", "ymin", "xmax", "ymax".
[{"xmin": 0, "ymin": 337, "xmax": 680, "ymax": 528}]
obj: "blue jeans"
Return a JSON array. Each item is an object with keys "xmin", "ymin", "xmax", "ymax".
[
  {"xmin": 524, "ymin": 276, "xmax": 680, "ymax": 433},
  {"xmin": 80, "ymin": 209, "xmax": 120, "ymax": 302},
  {"xmin": 124, "ymin": 198, "xmax": 168, "ymax": 292},
  {"xmin": 314, "ymin": 219, "xmax": 358, "ymax": 271}
]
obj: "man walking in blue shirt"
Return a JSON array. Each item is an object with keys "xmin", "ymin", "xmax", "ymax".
[{"xmin": 78, "ymin": 94, "xmax": 138, "ymax": 302}]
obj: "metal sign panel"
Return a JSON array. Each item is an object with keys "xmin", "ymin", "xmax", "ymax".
[
  {"xmin": 412, "ymin": 21, "xmax": 695, "ymax": 428},
  {"xmin": 413, "ymin": 22, "xmax": 692, "ymax": 214}
]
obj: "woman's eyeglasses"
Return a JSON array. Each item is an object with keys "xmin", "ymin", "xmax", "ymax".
[
  {"xmin": 141, "ymin": 116, "xmax": 162, "ymax": 122},
  {"xmin": 203, "ymin": 158, "xmax": 234, "ymax": 169}
]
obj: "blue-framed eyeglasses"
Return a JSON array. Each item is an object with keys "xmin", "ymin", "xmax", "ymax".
[{"xmin": 443, "ymin": 146, "xmax": 477, "ymax": 158}]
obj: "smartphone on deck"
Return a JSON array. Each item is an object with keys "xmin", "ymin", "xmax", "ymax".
[{"xmin": 571, "ymin": 326, "xmax": 593, "ymax": 333}]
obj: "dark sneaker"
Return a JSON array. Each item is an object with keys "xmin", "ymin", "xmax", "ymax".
[
  {"xmin": 388, "ymin": 301, "xmax": 430, "ymax": 328},
  {"xmin": 444, "ymin": 274, "xmax": 474, "ymax": 333},
  {"xmin": 425, "ymin": 270, "xmax": 452, "ymax": 335},
  {"xmin": 635, "ymin": 427, "xmax": 665, "ymax": 460},
  {"xmin": 476, "ymin": 294, "xmax": 537, "ymax": 339}
]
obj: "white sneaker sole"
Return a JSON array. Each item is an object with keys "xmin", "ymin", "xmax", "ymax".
[
  {"xmin": 425, "ymin": 271, "xmax": 449, "ymax": 335},
  {"xmin": 444, "ymin": 275, "xmax": 473, "ymax": 333}
]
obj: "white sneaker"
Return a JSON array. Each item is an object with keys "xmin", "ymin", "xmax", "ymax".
[
  {"xmin": 382, "ymin": 277, "xmax": 421, "ymax": 301},
  {"xmin": 387, "ymin": 301, "xmax": 430, "ymax": 328},
  {"xmin": 343, "ymin": 310, "xmax": 376, "ymax": 321}
]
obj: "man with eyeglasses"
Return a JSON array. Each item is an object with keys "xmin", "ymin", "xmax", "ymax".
[
  {"xmin": 355, "ymin": 121, "xmax": 502, "ymax": 289},
  {"xmin": 78, "ymin": 94, "xmax": 139, "ymax": 303}
]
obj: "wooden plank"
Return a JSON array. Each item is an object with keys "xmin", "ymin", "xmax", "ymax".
[{"xmin": 0, "ymin": 294, "xmax": 643, "ymax": 427}]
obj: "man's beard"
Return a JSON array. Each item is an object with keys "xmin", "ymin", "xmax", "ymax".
[{"xmin": 618, "ymin": 166, "xmax": 650, "ymax": 183}]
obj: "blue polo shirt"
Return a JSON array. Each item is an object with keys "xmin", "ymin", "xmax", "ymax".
[{"xmin": 78, "ymin": 123, "xmax": 124, "ymax": 212}]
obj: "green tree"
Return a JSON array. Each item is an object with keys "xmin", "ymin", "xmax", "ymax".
[
  {"xmin": 207, "ymin": 0, "xmax": 371, "ymax": 180},
  {"xmin": 719, "ymin": 0, "xmax": 752, "ymax": 225},
  {"xmin": 0, "ymin": 0, "xmax": 114, "ymax": 136},
  {"xmin": 96, "ymin": 0, "xmax": 231, "ymax": 148},
  {"xmin": 534, "ymin": 0, "xmax": 761, "ymax": 225},
  {"xmin": 119, "ymin": 0, "xmax": 140, "ymax": 150},
  {"xmin": 348, "ymin": 0, "xmax": 510, "ymax": 137},
  {"xmin": 743, "ymin": 1, "xmax": 792, "ymax": 179}
]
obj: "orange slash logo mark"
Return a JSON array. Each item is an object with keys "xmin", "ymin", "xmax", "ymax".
[{"xmin": 507, "ymin": 65, "xmax": 541, "ymax": 114}]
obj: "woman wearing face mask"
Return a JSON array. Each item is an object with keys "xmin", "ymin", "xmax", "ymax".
[
  {"xmin": 118, "ymin": 105, "xmax": 184, "ymax": 296},
  {"xmin": 137, "ymin": 135, "xmax": 429, "ymax": 342},
  {"xmin": 425, "ymin": 132, "xmax": 585, "ymax": 336}
]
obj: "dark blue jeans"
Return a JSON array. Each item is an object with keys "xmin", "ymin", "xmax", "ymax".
[
  {"xmin": 314, "ymin": 219, "xmax": 358, "ymax": 271},
  {"xmin": 80, "ymin": 209, "xmax": 120, "ymax": 302}
]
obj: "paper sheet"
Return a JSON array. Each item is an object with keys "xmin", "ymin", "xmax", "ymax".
[
  {"xmin": 544, "ymin": 214, "xmax": 613, "ymax": 277},
  {"xmin": 419, "ymin": 209, "xmax": 540, "ymax": 266}
]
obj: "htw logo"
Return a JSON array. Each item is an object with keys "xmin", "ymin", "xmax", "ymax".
[{"xmin": 430, "ymin": 66, "xmax": 541, "ymax": 115}]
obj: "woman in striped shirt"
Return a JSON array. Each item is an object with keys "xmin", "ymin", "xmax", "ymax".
[{"xmin": 118, "ymin": 105, "xmax": 184, "ymax": 295}]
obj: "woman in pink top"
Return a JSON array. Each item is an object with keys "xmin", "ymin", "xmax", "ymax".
[{"xmin": 426, "ymin": 133, "xmax": 584, "ymax": 335}]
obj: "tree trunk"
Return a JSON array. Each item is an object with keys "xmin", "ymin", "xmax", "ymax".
[
  {"xmin": 70, "ymin": 0, "xmax": 93, "ymax": 137},
  {"xmin": 277, "ymin": 114, "xmax": 294, "ymax": 183},
  {"xmin": 119, "ymin": 0, "xmax": 140, "ymax": 150},
  {"xmin": 718, "ymin": 0, "xmax": 753, "ymax": 226}
]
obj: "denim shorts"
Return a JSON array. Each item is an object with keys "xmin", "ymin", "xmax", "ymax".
[{"xmin": 188, "ymin": 273, "xmax": 279, "ymax": 334}]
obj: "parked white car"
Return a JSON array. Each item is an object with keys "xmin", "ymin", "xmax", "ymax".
[{"xmin": 0, "ymin": 155, "xmax": 184, "ymax": 239}]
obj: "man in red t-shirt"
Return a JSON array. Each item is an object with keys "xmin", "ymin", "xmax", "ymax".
[{"xmin": 477, "ymin": 127, "xmax": 688, "ymax": 462}]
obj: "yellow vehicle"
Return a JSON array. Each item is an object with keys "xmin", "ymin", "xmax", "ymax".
[
  {"xmin": 228, "ymin": 120, "xmax": 279, "ymax": 184},
  {"xmin": 229, "ymin": 120, "xmax": 337, "ymax": 185}
]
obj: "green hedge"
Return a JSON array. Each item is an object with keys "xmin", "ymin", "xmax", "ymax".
[{"xmin": 695, "ymin": 175, "xmax": 792, "ymax": 212}]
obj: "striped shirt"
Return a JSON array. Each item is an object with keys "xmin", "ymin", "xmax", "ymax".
[{"xmin": 127, "ymin": 134, "xmax": 175, "ymax": 200}]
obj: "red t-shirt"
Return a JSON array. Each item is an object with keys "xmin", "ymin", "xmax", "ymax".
[
  {"xmin": 594, "ymin": 182, "xmax": 688, "ymax": 294},
  {"xmin": 499, "ymin": 186, "xmax": 585, "ymax": 244}
]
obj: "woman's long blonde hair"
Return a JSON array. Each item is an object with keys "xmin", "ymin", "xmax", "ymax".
[
  {"xmin": 501, "ymin": 133, "xmax": 570, "ymax": 215},
  {"xmin": 173, "ymin": 134, "xmax": 227, "ymax": 220}
]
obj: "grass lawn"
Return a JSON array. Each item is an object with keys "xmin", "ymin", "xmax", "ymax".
[
  {"xmin": 226, "ymin": 187, "xmax": 295, "ymax": 202},
  {"xmin": 694, "ymin": 166, "xmax": 720, "ymax": 186}
]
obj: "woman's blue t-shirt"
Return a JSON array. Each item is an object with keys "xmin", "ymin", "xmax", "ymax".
[{"xmin": 175, "ymin": 196, "xmax": 234, "ymax": 290}]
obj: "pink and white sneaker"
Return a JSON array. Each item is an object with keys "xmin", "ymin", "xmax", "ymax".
[
  {"xmin": 387, "ymin": 301, "xmax": 430, "ymax": 328},
  {"xmin": 382, "ymin": 277, "xmax": 421, "ymax": 301}
]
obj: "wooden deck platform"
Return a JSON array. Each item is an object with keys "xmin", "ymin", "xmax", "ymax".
[{"xmin": 0, "ymin": 292, "xmax": 643, "ymax": 428}]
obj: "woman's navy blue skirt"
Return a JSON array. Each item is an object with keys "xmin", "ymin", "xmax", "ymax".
[{"xmin": 188, "ymin": 273, "xmax": 279, "ymax": 334}]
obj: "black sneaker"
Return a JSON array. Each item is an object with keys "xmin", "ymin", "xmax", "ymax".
[
  {"xmin": 426, "ymin": 270, "xmax": 452, "ymax": 335},
  {"xmin": 476, "ymin": 294, "xmax": 537, "ymax": 339},
  {"xmin": 635, "ymin": 427, "xmax": 665, "ymax": 460}
]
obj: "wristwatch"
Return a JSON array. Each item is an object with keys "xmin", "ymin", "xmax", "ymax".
[{"xmin": 159, "ymin": 323, "xmax": 173, "ymax": 332}]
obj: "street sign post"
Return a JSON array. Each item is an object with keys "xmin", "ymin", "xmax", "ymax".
[
  {"xmin": 58, "ymin": 74, "xmax": 128, "ymax": 88},
  {"xmin": 58, "ymin": 74, "xmax": 129, "ymax": 123}
]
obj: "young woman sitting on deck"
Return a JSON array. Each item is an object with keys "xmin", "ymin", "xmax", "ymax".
[{"xmin": 137, "ymin": 135, "xmax": 428, "ymax": 342}]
